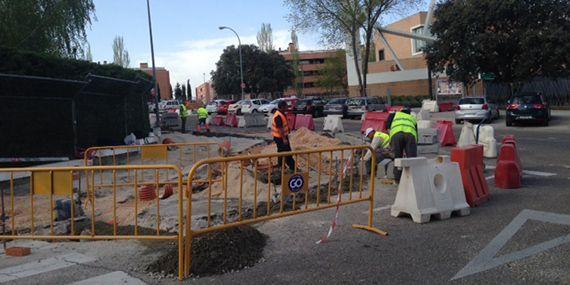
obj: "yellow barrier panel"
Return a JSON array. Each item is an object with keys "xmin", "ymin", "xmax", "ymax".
[
  {"xmin": 0, "ymin": 165, "xmax": 185, "ymax": 280},
  {"xmin": 183, "ymin": 145, "xmax": 387, "ymax": 278},
  {"xmin": 141, "ymin": 145, "xmax": 168, "ymax": 162}
]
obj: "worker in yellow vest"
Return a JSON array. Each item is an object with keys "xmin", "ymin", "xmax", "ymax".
[
  {"xmin": 197, "ymin": 105, "xmax": 209, "ymax": 132},
  {"xmin": 363, "ymin": 127, "xmax": 391, "ymax": 176},
  {"xmin": 387, "ymin": 107, "xmax": 418, "ymax": 183},
  {"xmin": 179, "ymin": 103, "xmax": 190, "ymax": 133},
  {"xmin": 272, "ymin": 100, "xmax": 295, "ymax": 171}
]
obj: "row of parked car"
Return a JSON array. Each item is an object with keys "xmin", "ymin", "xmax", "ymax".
[{"xmin": 205, "ymin": 96, "xmax": 387, "ymax": 118}]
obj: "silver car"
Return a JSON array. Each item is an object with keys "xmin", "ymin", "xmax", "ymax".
[
  {"xmin": 455, "ymin": 97, "xmax": 500, "ymax": 124},
  {"xmin": 346, "ymin": 97, "xmax": 385, "ymax": 118}
]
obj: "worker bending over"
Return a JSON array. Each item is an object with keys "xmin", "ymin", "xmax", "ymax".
[
  {"xmin": 362, "ymin": 127, "xmax": 391, "ymax": 176},
  {"xmin": 387, "ymin": 107, "xmax": 418, "ymax": 183},
  {"xmin": 271, "ymin": 101, "xmax": 295, "ymax": 171}
]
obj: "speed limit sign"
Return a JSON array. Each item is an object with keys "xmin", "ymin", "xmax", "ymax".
[{"xmin": 283, "ymin": 172, "xmax": 309, "ymax": 195}]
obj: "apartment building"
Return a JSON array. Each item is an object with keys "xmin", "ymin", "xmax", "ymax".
[{"xmin": 136, "ymin": 63, "xmax": 173, "ymax": 100}]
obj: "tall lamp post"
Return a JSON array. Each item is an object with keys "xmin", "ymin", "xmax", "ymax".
[
  {"xmin": 146, "ymin": 0, "xmax": 160, "ymax": 128},
  {"xmin": 218, "ymin": 26, "xmax": 244, "ymax": 101}
]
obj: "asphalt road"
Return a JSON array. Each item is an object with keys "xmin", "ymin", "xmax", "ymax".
[{"xmin": 1, "ymin": 111, "xmax": 569, "ymax": 284}]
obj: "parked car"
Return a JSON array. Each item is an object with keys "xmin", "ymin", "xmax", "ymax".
[
  {"xmin": 259, "ymin": 99, "xmax": 280, "ymax": 113},
  {"xmin": 279, "ymin": 97, "xmax": 299, "ymax": 113},
  {"xmin": 324, "ymin": 98, "xmax": 348, "ymax": 117},
  {"xmin": 159, "ymin": 100, "xmax": 180, "ymax": 113},
  {"xmin": 206, "ymin": 99, "xmax": 233, "ymax": 114},
  {"xmin": 241, "ymin": 99, "xmax": 271, "ymax": 113},
  {"xmin": 454, "ymin": 97, "xmax": 500, "ymax": 124},
  {"xmin": 506, "ymin": 92, "xmax": 551, "ymax": 126},
  {"xmin": 346, "ymin": 97, "xmax": 385, "ymax": 118},
  {"xmin": 228, "ymin": 100, "xmax": 246, "ymax": 114},
  {"xmin": 259, "ymin": 97, "xmax": 298, "ymax": 114},
  {"xmin": 217, "ymin": 100, "xmax": 235, "ymax": 115},
  {"xmin": 293, "ymin": 97, "xmax": 327, "ymax": 117}
]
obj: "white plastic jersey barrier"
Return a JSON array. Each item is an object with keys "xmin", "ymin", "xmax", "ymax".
[
  {"xmin": 417, "ymin": 120, "xmax": 434, "ymax": 129},
  {"xmin": 418, "ymin": 144, "xmax": 440, "ymax": 154},
  {"xmin": 266, "ymin": 115, "xmax": 273, "ymax": 129},
  {"xmin": 323, "ymin": 115, "xmax": 344, "ymax": 134},
  {"xmin": 418, "ymin": 128, "xmax": 438, "ymax": 145},
  {"xmin": 391, "ymin": 156, "xmax": 470, "ymax": 223},
  {"xmin": 415, "ymin": 109, "xmax": 431, "ymax": 120},
  {"xmin": 421, "ymin": 100, "xmax": 439, "ymax": 113},
  {"xmin": 474, "ymin": 125, "xmax": 497, "ymax": 158},
  {"xmin": 457, "ymin": 122, "xmax": 476, "ymax": 147},
  {"xmin": 238, "ymin": 113, "xmax": 266, "ymax": 128}
]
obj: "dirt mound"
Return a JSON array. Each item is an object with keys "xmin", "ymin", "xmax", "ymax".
[
  {"xmin": 145, "ymin": 225, "xmax": 267, "ymax": 278},
  {"xmin": 289, "ymin": 127, "xmax": 341, "ymax": 149}
]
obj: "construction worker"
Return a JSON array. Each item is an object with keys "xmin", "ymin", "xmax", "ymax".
[
  {"xmin": 388, "ymin": 107, "xmax": 418, "ymax": 183},
  {"xmin": 362, "ymin": 128, "xmax": 391, "ymax": 176},
  {"xmin": 272, "ymin": 100, "xmax": 295, "ymax": 171},
  {"xmin": 179, "ymin": 102, "xmax": 189, "ymax": 133},
  {"xmin": 197, "ymin": 105, "xmax": 209, "ymax": 132}
]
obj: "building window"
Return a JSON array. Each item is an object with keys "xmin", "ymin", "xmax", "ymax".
[
  {"xmin": 411, "ymin": 25, "xmax": 427, "ymax": 54},
  {"xmin": 378, "ymin": 49, "xmax": 385, "ymax": 61}
]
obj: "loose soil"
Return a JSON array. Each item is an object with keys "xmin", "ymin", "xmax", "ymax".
[{"xmin": 145, "ymin": 225, "xmax": 267, "ymax": 277}]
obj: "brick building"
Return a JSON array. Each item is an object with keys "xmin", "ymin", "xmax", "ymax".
[
  {"xmin": 136, "ymin": 63, "xmax": 172, "ymax": 100},
  {"xmin": 280, "ymin": 44, "xmax": 347, "ymax": 98},
  {"xmin": 195, "ymin": 81, "xmax": 216, "ymax": 104},
  {"xmin": 347, "ymin": 12, "xmax": 439, "ymax": 98}
]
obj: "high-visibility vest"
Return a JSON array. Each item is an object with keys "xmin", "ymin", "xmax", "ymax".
[
  {"xmin": 271, "ymin": 111, "xmax": 289, "ymax": 138},
  {"xmin": 389, "ymin": 111, "xmax": 417, "ymax": 140},
  {"xmin": 180, "ymin": 104, "xmax": 189, "ymax": 118},
  {"xmin": 197, "ymin": 107, "xmax": 208, "ymax": 119},
  {"xmin": 374, "ymin": 131, "xmax": 391, "ymax": 148}
]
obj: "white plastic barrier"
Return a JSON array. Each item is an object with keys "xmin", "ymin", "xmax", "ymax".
[
  {"xmin": 418, "ymin": 143, "xmax": 439, "ymax": 154},
  {"xmin": 238, "ymin": 113, "xmax": 266, "ymax": 128},
  {"xmin": 391, "ymin": 156, "xmax": 470, "ymax": 223},
  {"xmin": 474, "ymin": 125, "xmax": 497, "ymax": 158},
  {"xmin": 266, "ymin": 115, "xmax": 273, "ymax": 129},
  {"xmin": 457, "ymin": 122, "xmax": 476, "ymax": 147},
  {"xmin": 421, "ymin": 100, "xmax": 439, "ymax": 113},
  {"xmin": 323, "ymin": 115, "xmax": 344, "ymax": 134},
  {"xmin": 418, "ymin": 128, "xmax": 438, "ymax": 145},
  {"xmin": 417, "ymin": 120, "xmax": 434, "ymax": 129},
  {"xmin": 416, "ymin": 109, "xmax": 431, "ymax": 120}
]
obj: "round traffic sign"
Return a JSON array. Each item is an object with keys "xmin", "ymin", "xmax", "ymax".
[{"xmin": 288, "ymin": 174, "xmax": 305, "ymax": 193}]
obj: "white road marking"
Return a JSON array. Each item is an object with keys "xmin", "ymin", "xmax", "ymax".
[
  {"xmin": 485, "ymin": 175, "xmax": 494, "ymax": 180},
  {"xmin": 0, "ymin": 252, "xmax": 95, "ymax": 283},
  {"xmin": 485, "ymin": 165, "xmax": 496, "ymax": 170},
  {"xmin": 452, "ymin": 209, "xmax": 570, "ymax": 280},
  {"xmin": 363, "ymin": 205, "xmax": 391, "ymax": 214},
  {"xmin": 522, "ymin": 170, "xmax": 557, "ymax": 177},
  {"xmin": 70, "ymin": 271, "xmax": 146, "ymax": 285}
]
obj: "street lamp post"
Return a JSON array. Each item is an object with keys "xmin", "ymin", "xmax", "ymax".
[
  {"xmin": 146, "ymin": 0, "xmax": 160, "ymax": 128},
  {"xmin": 219, "ymin": 26, "xmax": 244, "ymax": 101}
]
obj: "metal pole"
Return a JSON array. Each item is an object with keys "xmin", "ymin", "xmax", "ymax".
[
  {"xmin": 219, "ymin": 26, "xmax": 245, "ymax": 101},
  {"xmin": 146, "ymin": 0, "xmax": 160, "ymax": 128}
]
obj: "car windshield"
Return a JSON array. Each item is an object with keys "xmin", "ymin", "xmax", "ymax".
[
  {"xmin": 459, "ymin": 98, "xmax": 485, "ymax": 105},
  {"xmin": 269, "ymin": 100, "xmax": 280, "ymax": 104},
  {"xmin": 328, "ymin": 99, "xmax": 346, "ymax": 105},
  {"xmin": 512, "ymin": 95, "xmax": 541, "ymax": 104},
  {"xmin": 347, "ymin": 99, "xmax": 365, "ymax": 106},
  {"xmin": 296, "ymin": 100, "xmax": 309, "ymax": 107}
]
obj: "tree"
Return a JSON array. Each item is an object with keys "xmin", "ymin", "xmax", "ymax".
[
  {"xmin": 0, "ymin": 0, "xmax": 96, "ymax": 58},
  {"xmin": 181, "ymin": 84, "xmax": 187, "ymax": 102},
  {"xmin": 112, "ymin": 36, "xmax": 130, "ymax": 68},
  {"xmin": 285, "ymin": 0, "xmax": 418, "ymax": 96},
  {"xmin": 85, "ymin": 43, "xmax": 93, "ymax": 62},
  {"xmin": 173, "ymin": 83, "xmax": 183, "ymax": 101},
  {"xmin": 425, "ymin": 0, "xmax": 570, "ymax": 89},
  {"xmin": 186, "ymin": 80, "xmax": 192, "ymax": 100},
  {"xmin": 211, "ymin": 45, "xmax": 294, "ymax": 98},
  {"xmin": 257, "ymin": 23, "xmax": 274, "ymax": 52},
  {"xmin": 290, "ymin": 30, "xmax": 303, "ymax": 96},
  {"xmin": 316, "ymin": 51, "xmax": 347, "ymax": 94}
]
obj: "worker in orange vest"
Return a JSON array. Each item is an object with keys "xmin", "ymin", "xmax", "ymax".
[{"xmin": 272, "ymin": 100, "xmax": 295, "ymax": 171}]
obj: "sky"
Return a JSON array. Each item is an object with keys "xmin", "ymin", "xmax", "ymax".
[{"xmin": 86, "ymin": 0, "xmax": 428, "ymax": 96}]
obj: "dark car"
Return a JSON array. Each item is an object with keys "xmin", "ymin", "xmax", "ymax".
[
  {"xmin": 324, "ymin": 98, "xmax": 348, "ymax": 117},
  {"xmin": 506, "ymin": 92, "xmax": 551, "ymax": 126},
  {"xmin": 293, "ymin": 98, "xmax": 326, "ymax": 117}
]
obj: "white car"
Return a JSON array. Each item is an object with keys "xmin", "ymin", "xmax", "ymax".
[
  {"xmin": 159, "ymin": 100, "xmax": 179, "ymax": 113},
  {"xmin": 241, "ymin": 99, "xmax": 271, "ymax": 113},
  {"xmin": 228, "ymin": 100, "xmax": 246, "ymax": 114},
  {"xmin": 206, "ymin": 99, "xmax": 228, "ymax": 114},
  {"xmin": 259, "ymin": 99, "xmax": 281, "ymax": 113}
]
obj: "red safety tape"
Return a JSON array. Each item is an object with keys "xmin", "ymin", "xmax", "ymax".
[{"xmin": 316, "ymin": 155, "xmax": 353, "ymax": 244}]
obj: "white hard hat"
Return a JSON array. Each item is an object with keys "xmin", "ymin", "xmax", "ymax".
[{"xmin": 365, "ymin": 128, "xmax": 375, "ymax": 137}]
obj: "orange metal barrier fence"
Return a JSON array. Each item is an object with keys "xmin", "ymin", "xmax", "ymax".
[
  {"xmin": 0, "ymin": 165, "xmax": 185, "ymax": 280},
  {"xmin": 183, "ymin": 145, "xmax": 387, "ymax": 278}
]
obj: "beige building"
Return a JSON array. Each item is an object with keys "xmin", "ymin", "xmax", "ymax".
[{"xmin": 195, "ymin": 81, "xmax": 216, "ymax": 104}]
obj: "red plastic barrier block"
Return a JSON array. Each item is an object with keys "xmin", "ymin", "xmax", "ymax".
[
  {"xmin": 436, "ymin": 120, "xmax": 457, "ymax": 146},
  {"xmin": 495, "ymin": 160, "xmax": 522, "ymax": 189},
  {"xmin": 286, "ymin": 113, "xmax": 296, "ymax": 130},
  {"xmin": 497, "ymin": 144, "xmax": 522, "ymax": 174},
  {"xmin": 386, "ymin": 106, "xmax": 404, "ymax": 113},
  {"xmin": 438, "ymin": 102, "xmax": 455, "ymax": 112},
  {"xmin": 360, "ymin": 112, "xmax": 389, "ymax": 134},
  {"xmin": 294, "ymin": 114, "xmax": 315, "ymax": 131},
  {"xmin": 451, "ymin": 145, "xmax": 490, "ymax": 207},
  {"xmin": 225, "ymin": 113, "xmax": 238, "ymax": 128},
  {"xmin": 502, "ymin": 135, "xmax": 516, "ymax": 144},
  {"xmin": 213, "ymin": 115, "xmax": 224, "ymax": 126},
  {"xmin": 6, "ymin": 247, "xmax": 31, "ymax": 257}
]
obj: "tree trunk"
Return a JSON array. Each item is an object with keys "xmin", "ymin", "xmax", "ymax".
[{"xmin": 351, "ymin": 32, "xmax": 364, "ymax": 97}]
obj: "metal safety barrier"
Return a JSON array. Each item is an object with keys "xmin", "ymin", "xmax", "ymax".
[
  {"xmin": 0, "ymin": 165, "xmax": 185, "ymax": 280},
  {"xmin": 83, "ymin": 142, "xmax": 221, "ymax": 190},
  {"xmin": 183, "ymin": 145, "xmax": 387, "ymax": 278}
]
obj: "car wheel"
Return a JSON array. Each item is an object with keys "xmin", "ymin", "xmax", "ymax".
[
  {"xmin": 506, "ymin": 120, "xmax": 512, "ymax": 127},
  {"xmin": 270, "ymin": 109, "xmax": 276, "ymax": 114},
  {"xmin": 542, "ymin": 119, "xmax": 549, "ymax": 126},
  {"xmin": 252, "ymin": 109, "xmax": 257, "ymax": 113},
  {"xmin": 455, "ymin": 119, "xmax": 462, "ymax": 124}
]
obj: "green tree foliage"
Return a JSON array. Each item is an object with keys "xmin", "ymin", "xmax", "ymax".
[
  {"xmin": 0, "ymin": 0, "xmax": 96, "ymax": 58},
  {"xmin": 425, "ymin": 0, "xmax": 570, "ymax": 86},
  {"xmin": 173, "ymin": 83, "xmax": 183, "ymax": 101},
  {"xmin": 186, "ymin": 79, "xmax": 192, "ymax": 100},
  {"xmin": 257, "ymin": 23, "xmax": 274, "ymax": 52},
  {"xmin": 211, "ymin": 45, "xmax": 294, "ymax": 98},
  {"xmin": 112, "ymin": 36, "xmax": 130, "ymax": 68},
  {"xmin": 181, "ymin": 84, "xmax": 187, "ymax": 102},
  {"xmin": 316, "ymin": 51, "xmax": 348, "ymax": 94}
]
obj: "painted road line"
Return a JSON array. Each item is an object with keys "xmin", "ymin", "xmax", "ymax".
[
  {"xmin": 363, "ymin": 205, "xmax": 391, "ymax": 214},
  {"xmin": 70, "ymin": 271, "xmax": 146, "ymax": 285},
  {"xmin": 485, "ymin": 165, "xmax": 496, "ymax": 170},
  {"xmin": 485, "ymin": 175, "xmax": 494, "ymax": 180},
  {"xmin": 452, "ymin": 209, "xmax": 570, "ymax": 280},
  {"xmin": 0, "ymin": 252, "xmax": 96, "ymax": 283},
  {"xmin": 522, "ymin": 170, "xmax": 557, "ymax": 177}
]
